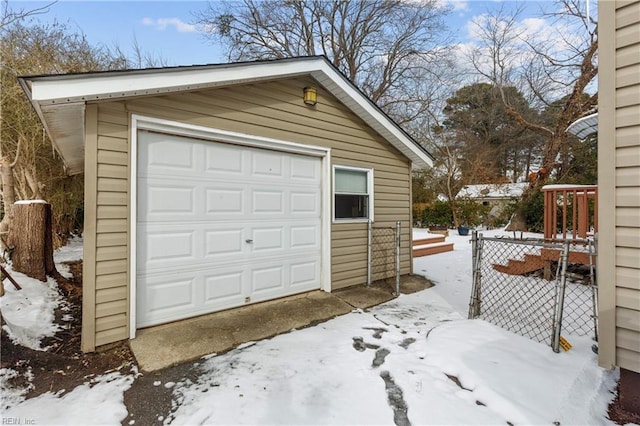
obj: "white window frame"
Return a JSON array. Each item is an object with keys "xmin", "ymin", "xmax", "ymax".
[{"xmin": 332, "ymin": 165, "xmax": 374, "ymax": 223}]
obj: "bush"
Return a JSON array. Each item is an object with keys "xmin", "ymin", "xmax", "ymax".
[
  {"xmin": 455, "ymin": 198, "xmax": 490, "ymax": 227},
  {"xmin": 421, "ymin": 200, "xmax": 454, "ymax": 227},
  {"xmin": 520, "ymin": 189, "xmax": 544, "ymax": 233}
]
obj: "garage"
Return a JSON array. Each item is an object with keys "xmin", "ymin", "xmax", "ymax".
[
  {"xmin": 136, "ymin": 130, "xmax": 322, "ymax": 327},
  {"xmin": 21, "ymin": 56, "xmax": 434, "ymax": 351}
]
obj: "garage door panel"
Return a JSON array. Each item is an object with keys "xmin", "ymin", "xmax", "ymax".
[
  {"xmin": 205, "ymin": 143, "xmax": 244, "ymax": 174},
  {"xmin": 205, "ymin": 228, "xmax": 244, "ymax": 256},
  {"xmin": 138, "ymin": 223, "xmax": 202, "ymax": 271},
  {"xmin": 137, "ymin": 130, "xmax": 322, "ymax": 328},
  {"xmin": 146, "ymin": 138, "xmax": 195, "ymax": 171},
  {"xmin": 291, "ymin": 191, "xmax": 320, "ymax": 214},
  {"xmin": 290, "ymin": 156, "xmax": 320, "ymax": 181},
  {"xmin": 206, "ymin": 188, "xmax": 245, "ymax": 214},
  {"xmin": 252, "ymin": 266, "xmax": 284, "ymax": 293},
  {"xmin": 203, "ymin": 271, "xmax": 245, "ymax": 305},
  {"xmin": 290, "ymin": 225, "xmax": 320, "ymax": 249},
  {"xmin": 137, "ymin": 275, "xmax": 197, "ymax": 326},
  {"xmin": 252, "ymin": 151, "xmax": 284, "ymax": 177},
  {"xmin": 290, "ymin": 261, "xmax": 319, "ymax": 288},
  {"xmin": 252, "ymin": 190, "xmax": 284, "ymax": 213},
  {"xmin": 142, "ymin": 184, "xmax": 196, "ymax": 217},
  {"xmin": 251, "ymin": 227, "xmax": 284, "ymax": 252},
  {"xmin": 144, "ymin": 230, "xmax": 195, "ymax": 263},
  {"xmin": 249, "ymin": 257, "xmax": 320, "ymax": 302}
]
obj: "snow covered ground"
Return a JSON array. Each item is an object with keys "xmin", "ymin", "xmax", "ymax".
[
  {"xmin": 1, "ymin": 237, "xmax": 82, "ymax": 350},
  {"xmin": 0, "ymin": 229, "xmax": 622, "ymax": 425}
]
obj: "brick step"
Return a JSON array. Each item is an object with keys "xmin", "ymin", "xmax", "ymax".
[
  {"xmin": 412, "ymin": 235, "xmax": 446, "ymax": 246},
  {"xmin": 413, "ymin": 242, "xmax": 454, "ymax": 257}
]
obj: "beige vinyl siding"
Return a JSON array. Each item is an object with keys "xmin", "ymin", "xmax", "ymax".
[
  {"xmin": 612, "ymin": 1, "xmax": 640, "ymax": 373},
  {"xmin": 92, "ymin": 102, "xmax": 130, "ymax": 348},
  {"xmin": 86, "ymin": 76, "xmax": 414, "ymax": 348},
  {"xmin": 81, "ymin": 105, "xmax": 98, "ymax": 352}
]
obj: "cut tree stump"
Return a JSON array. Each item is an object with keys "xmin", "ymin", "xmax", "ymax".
[{"xmin": 7, "ymin": 201, "xmax": 56, "ymax": 282}]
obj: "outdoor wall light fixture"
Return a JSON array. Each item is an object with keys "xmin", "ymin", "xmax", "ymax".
[{"xmin": 303, "ymin": 87, "xmax": 317, "ymax": 106}]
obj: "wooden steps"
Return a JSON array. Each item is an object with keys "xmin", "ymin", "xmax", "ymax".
[
  {"xmin": 540, "ymin": 248, "xmax": 592, "ymax": 265},
  {"xmin": 493, "ymin": 254, "xmax": 547, "ymax": 275},
  {"xmin": 412, "ymin": 234, "xmax": 454, "ymax": 257},
  {"xmin": 494, "ymin": 248, "xmax": 593, "ymax": 276},
  {"xmin": 414, "ymin": 235, "xmax": 446, "ymax": 245}
]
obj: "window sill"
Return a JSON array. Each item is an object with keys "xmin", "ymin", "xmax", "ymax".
[{"xmin": 332, "ymin": 218, "xmax": 370, "ymax": 224}]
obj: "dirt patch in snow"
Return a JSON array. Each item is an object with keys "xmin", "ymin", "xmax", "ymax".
[
  {"xmin": 0, "ymin": 260, "xmax": 134, "ymax": 399},
  {"xmin": 608, "ymin": 384, "xmax": 640, "ymax": 426}
]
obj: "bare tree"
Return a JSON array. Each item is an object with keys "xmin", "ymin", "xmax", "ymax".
[
  {"xmin": 195, "ymin": 0, "xmax": 454, "ymax": 126},
  {"xmin": 466, "ymin": 1, "xmax": 597, "ymax": 231},
  {"xmin": 0, "ymin": 0, "xmax": 55, "ymax": 31},
  {"xmin": 1, "ymin": 0, "xmax": 56, "ymax": 240},
  {"xmin": 0, "ymin": 21, "xmax": 132, "ymax": 254},
  {"xmin": 468, "ymin": 0, "xmax": 597, "ymax": 185}
]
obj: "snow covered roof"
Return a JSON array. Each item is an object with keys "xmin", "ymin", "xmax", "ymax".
[
  {"xmin": 566, "ymin": 113, "xmax": 598, "ymax": 139},
  {"xmin": 456, "ymin": 182, "xmax": 529, "ymax": 200}
]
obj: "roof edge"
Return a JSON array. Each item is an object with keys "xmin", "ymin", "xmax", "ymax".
[{"xmin": 20, "ymin": 56, "xmax": 433, "ymax": 171}]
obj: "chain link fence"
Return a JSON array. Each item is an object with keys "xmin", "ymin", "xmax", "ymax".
[
  {"xmin": 367, "ymin": 221, "xmax": 400, "ymax": 295},
  {"xmin": 468, "ymin": 232, "xmax": 597, "ymax": 352}
]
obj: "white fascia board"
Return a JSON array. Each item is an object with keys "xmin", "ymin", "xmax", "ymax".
[
  {"xmin": 26, "ymin": 56, "xmax": 432, "ymax": 169},
  {"xmin": 312, "ymin": 63, "xmax": 433, "ymax": 169},
  {"xmin": 29, "ymin": 59, "xmax": 324, "ymax": 103}
]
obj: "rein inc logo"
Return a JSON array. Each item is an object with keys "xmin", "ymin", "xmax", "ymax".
[{"xmin": 1, "ymin": 419, "xmax": 35, "ymax": 425}]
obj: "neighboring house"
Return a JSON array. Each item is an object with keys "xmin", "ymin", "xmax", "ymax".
[
  {"xmin": 456, "ymin": 182, "xmax": 528, "ymax": 225},
  {"xmin": 19, "ymin": 56, "xmax": 433, "ymax": 352},
  {"xmin": 598, "ymin": 1, "xmax": 640, "ymax": 415}
]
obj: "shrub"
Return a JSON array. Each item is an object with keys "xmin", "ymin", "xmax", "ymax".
[
  {"xmin": 421, "ymin": 200, "xmax": 454, "ymax": 227},
  {"xmin": 455, "ymin": 198, "xmax": 490, "ymax": 227},
  {"xmin": 520, "ymin": 189, "xmax": 544, "ymax": 233}
]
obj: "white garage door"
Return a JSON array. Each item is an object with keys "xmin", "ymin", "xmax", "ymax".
[{"xmin": 136, "ymin": 130, "xmax": 322, "ymax": 328}]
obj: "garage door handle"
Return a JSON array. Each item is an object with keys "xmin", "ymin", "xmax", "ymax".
[{"xmin": 245, "ymin": 239, "xmax": 253, "ymax": 244}]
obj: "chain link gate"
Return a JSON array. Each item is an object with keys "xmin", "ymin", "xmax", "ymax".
[
  {"xmin": 367, "ymin": 221, "xmax": 401, "ymax": 296},
  {"xmin": 469, "ymin": 232, "xmax": 598, "ymax": 352}
]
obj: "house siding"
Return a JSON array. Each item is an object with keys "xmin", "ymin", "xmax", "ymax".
[
  {"xmin": 599, "ymin": 0, "xmax": 640, "ymax": 373},
  {"xmin": 85, "ymin": 77, "xmax": 412, "ymax": 349}
]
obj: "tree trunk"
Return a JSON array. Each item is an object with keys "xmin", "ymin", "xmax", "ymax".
[
  {"xmin": 7, "ymin": 202, "xmax": 55, "ymax": 281},
  {"xmin": 0, "ymin": 157, "xmax": 17, "ymax": 250}
]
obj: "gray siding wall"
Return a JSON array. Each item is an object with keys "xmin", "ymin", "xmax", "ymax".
[{"xmin": 84, "ymin": 77, "xmax": 413, "ymax": 349}]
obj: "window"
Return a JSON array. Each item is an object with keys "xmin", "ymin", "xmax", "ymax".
[{"xmin": 334, "ymin": 166, "xmax": 373, "ymax": 221}]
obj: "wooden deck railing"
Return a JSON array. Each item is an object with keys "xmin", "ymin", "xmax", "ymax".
[{"xmin": 542, "ymin": 184, "xmax": 598, "ymax": 240}]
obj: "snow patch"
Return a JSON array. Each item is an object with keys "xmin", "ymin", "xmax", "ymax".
[
  {"xmin": 2, "ymin": 370, "xmax": 134, "ymax": 424},
  {"xmin": 14, "ymin": 199, "xmax": 47, "ymax": 205},
  {"xmin": 0, "ymin": 367, "xmax": 34, "ymax": 411},
  {"xmin": 0, "ymin": 266, "xmax": 62, "ymax": 350},
  {"xmin": 236, "ymin": 341, "xmax": 256, "ymax": 350}
]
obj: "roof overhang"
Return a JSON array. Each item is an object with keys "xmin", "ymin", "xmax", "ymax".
[
  {"xmin": 566, "ymin": 112, "xmax": 598, "ymax": 139},
  {"xmin": 19, "ymin": 56, "xmax": 433, "ymax": 175}
]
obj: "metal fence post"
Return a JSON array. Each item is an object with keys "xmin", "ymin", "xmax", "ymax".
[
  {"xmin": 367, "ymin": 220, "xmax": 372, "ymax": 287},
  {"xmin": 588, "ymin": 238, "xmax": 599, "ymax": 343},
  {"xmin": 551, "ymin": 240, "xmax": 570, "ymax": 352},
  {"xmin": 468, "ymin": 231, "xmax": 483, "ymax": 318},
  {"xmin": 395, "ymin": 221, "xmax": 401, "ymax": 297}
]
